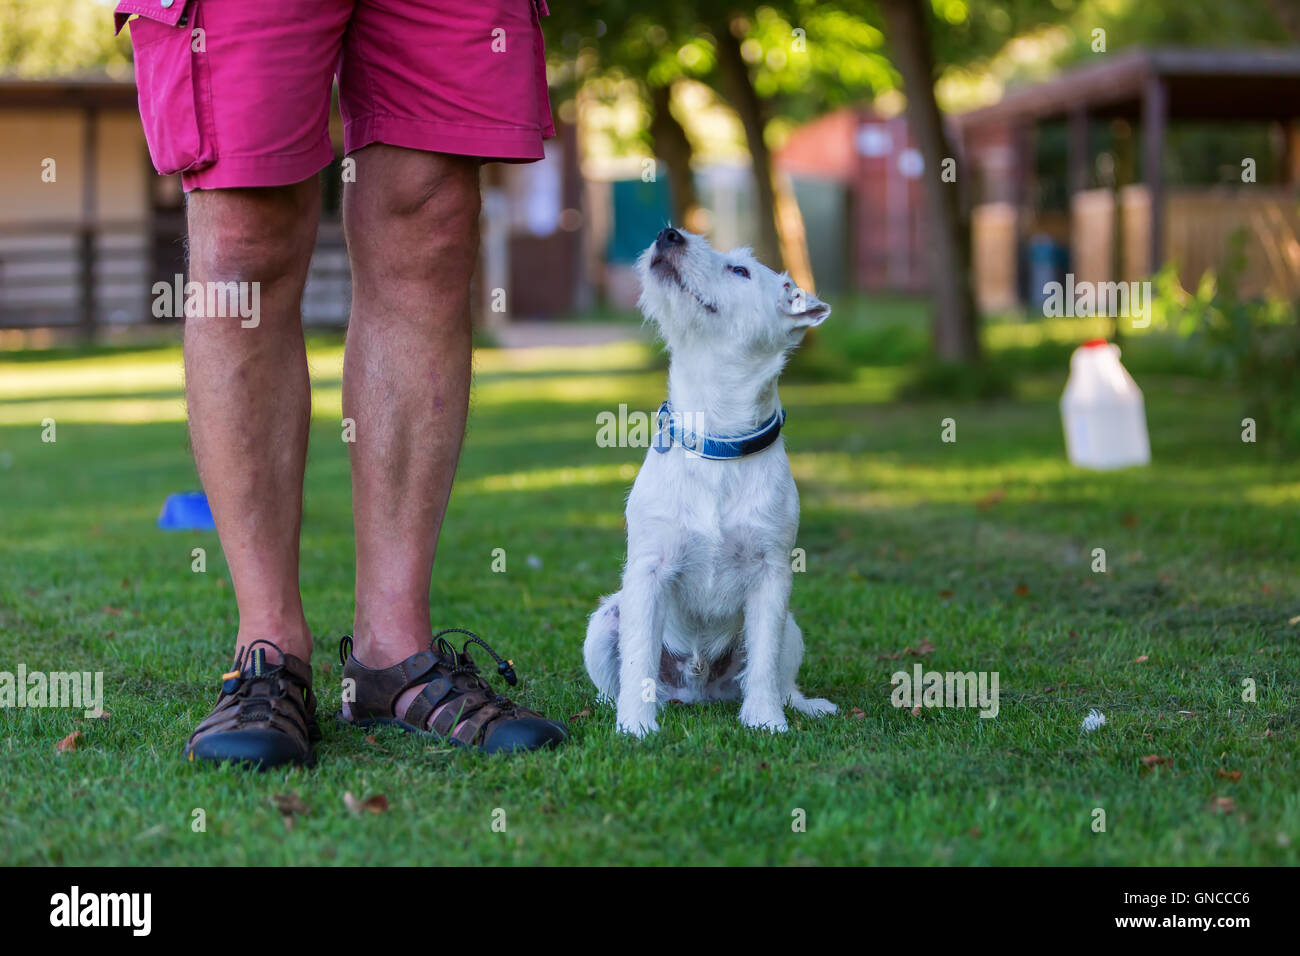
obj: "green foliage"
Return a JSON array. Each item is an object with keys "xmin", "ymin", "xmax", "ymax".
[
  {"xmin": 0, "ymin": 0, "xmax": 131, "ymax": 76},
  {"xmin": 898, "ymin": 356, "xmax": 1017, "ymax": 400},
  {"xmin": 1168, "ymin": 233, "xmax": 1300, "ymax": 456}
]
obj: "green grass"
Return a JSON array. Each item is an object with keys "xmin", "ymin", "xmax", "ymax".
[{"xmin": 1, "ymin": 320, "xmax": 1297, "ymax": 865}]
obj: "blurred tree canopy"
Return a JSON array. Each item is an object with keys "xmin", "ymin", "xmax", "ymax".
[
  {"xmin": 0, "ymin": 0, "xmax": 131, "ymax": 76},
  {"xmin": 0, "ymin": 0, "xmax": 1291, "ymax": 363}
]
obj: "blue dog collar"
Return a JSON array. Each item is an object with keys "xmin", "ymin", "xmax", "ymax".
[{"xmin": 654, "ymin": 400, "xmax": 786, "ymax": 460}]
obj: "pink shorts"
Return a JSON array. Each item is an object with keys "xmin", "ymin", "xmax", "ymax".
[{"xmin": 113, "ymin": 0, "xmax": 554, "ymax": 191}]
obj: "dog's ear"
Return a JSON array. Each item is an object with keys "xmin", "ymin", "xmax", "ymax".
[{"xmin": 777, "ymin": 278, "xmax": 831, "ymax": 329}]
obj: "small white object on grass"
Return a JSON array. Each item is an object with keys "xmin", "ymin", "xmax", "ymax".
[{"xmin": 1082, "ymin": 708, "xmax": 1106, "ymax": 732}]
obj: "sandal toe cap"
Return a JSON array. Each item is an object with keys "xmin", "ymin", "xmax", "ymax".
[
  {"xmin": 481, "ymin": 717, "xmax": 569, "ymax": 754},
  {"xmin": 186, "ymin": 728, "xmax": 313, "ymax": 769}
]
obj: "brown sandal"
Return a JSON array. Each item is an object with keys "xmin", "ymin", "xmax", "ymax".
[
  {"xmin": 337, "ymin": 629, "xmax": 568, "ymax": 754},
  {"xmin": 184, "ymin": 640, "xmax": 321, "ymax": 769}
]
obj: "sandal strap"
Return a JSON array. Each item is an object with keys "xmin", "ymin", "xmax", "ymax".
[
  {"xmin": 429, "ymin": 687, "xmax": 494, "ymax": 737},
  {"xmin": 401, "ymin": 676, "xmax": 454, "ymax": 730},
  {"xmin": 341, "ymin": 640, "xmax": 443, "ymax": 720}
]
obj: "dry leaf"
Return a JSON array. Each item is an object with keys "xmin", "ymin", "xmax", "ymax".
[
  {"xmin": 850, "ymin": 706, "xmax": 866, "ymax": 720},
  {"xmin": 1122, "ymin": 513, "xmax": 1139, "ymax": 527},
  {"xmin": 56, "ymin": 730, "xmax": 82, "ymax": 753},
  {"xmin": 344, "ymin": 791, "xmax": 389, "ymax": 814},
  {"xmin": 363, "ymin": 734, "xmax": 378, "ymax": 746},
  {"xmin": 100, "ymin": 606, "xmax": 122, "ymax": 616},
  {"xmin": 1140, "ymin": 754, "xmax": 1168, "ymax": 767},
  {"xmin": 1208, "ymin": 796, "xmax": 1236, "ymax": 814},
  {"xmin": 1134, "ymin": 655, "xmax": 1149, "ymax": 663},
  {"xmin": 271, "ymin": 792, "xmax": 309, "ymax": 816},
  {"xmin": 1013, "ymin": 584, "xmax": 1030, "ymax": 597},
  {"xmin": 570, "ymin": 707, "xmax": 592, "ymax": 721},
  {"xmin": 910, "ymin": 705, "xmax": 922, "ymax": 717},
  {"xmin": 937, "ymin": 589, "xmax": 954, "ymax": 599},
  {"xmin": 1217, "ymin": 769, "xmax": 1243, "ymax": 781},
  {"xmin": 976, "ymin": 488, "xmax": 1005, "ymax": 510}
]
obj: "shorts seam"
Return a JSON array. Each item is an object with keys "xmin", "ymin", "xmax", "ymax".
[{"xmin": 349, "ymin": 110, "xmax": 544, "ymax": 135}]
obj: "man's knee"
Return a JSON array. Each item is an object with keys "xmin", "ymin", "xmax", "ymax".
[
  {"xmin": 187, "ymin": 181, "xmax": 320, "ymax": 286},
  {"xmin": 348, "ymin": 151, "xmax": 481, "ymax": 280}
]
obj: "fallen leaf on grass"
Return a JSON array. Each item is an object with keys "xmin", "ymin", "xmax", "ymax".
[
  {"xmin": 976, "ymin": 488, "xmax": 1005, "ymax": 510},
  {"xmin": 849, "ymin": 706, "xmax": 866, "ymax": 720},
  {"xmin": 271, "ymin": 793, "xmax": 309, "ymax": 817},
  {"xmin": 344, "ymin": 792, "xmax": 389, "ymax": 814},
  {"xmin": 1013, "ymin": 584, "xmax": 1030, "ymax": 597},
  {"xmin": 99, "ymin": 606, "xmax": 122, "ymax": 616},
  {"xmin": 55, "ymin": 730, "xmax": 82, "ymax": 753},
  {"xmin": 1208, "ymin": 796, "xmax": 1236, "ymax": 814},
  {"xmin": 937, "ymin": 589, "xmax": 954, "ymax": 599},
  {"xmin": 1140, "ymin": 754, "xmax": 1169, "ymax": 767},
  {"xmin": 570, "ymin": 707, "xmax": 592, "ymax": 721},
  {"xmin": 904, "ymin": 639, "xmax": 936, "ymax": 657},
  {"xmin": 910, "ymin": 705, "xmax": 922, "ymax": 717},
  {"xmin": 1134, "ymin": 655, "xmax": 1149, "ymax": 663},
  {"xmin": 363, "ymin": 735, "xmax": 378, "ymax": 746},
  {"xmin": 1122, "ymin": 513, "xmax": 1139, "ymax": 528},
  {"xmin": 1217, "ymin": 769, "xmax": 1243, "ymax": 782}
]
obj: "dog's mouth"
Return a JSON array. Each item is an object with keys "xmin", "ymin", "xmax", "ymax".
[{"xmin": 650, "ymin": 255, "xmax": 717, "ymax": 314}]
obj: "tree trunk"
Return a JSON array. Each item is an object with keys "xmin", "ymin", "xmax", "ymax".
[
  {"xmin": 1262, "ymin": 0, "xmax": 1300, "ymax": 41},
  {"xmin": 712, "ymin": 16, "xmax": 785, "ymax": 271},
  {"xmin": 879, "ymin": 0, "xmax": 981, "ymax": 362},
  {"xmin": 648, "ymin": 82, "xmax": 699, "ymax": 229}
]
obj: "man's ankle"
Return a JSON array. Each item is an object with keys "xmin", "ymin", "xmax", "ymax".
[
  {"xmin": 348, "ymin": 626, "xmax": 432, "ymax": 670},
  {"xmin": 235, "ymin": 625, "xmax": 313, "ymax": 665}
]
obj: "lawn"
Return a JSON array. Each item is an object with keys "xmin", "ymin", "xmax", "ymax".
[{"xmin": 1, "ymin": 317, "xmax": 1297, "ymax": 865}]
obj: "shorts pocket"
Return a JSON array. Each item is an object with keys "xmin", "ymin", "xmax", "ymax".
[{"xmin": 115, "ymin": 0, "xmax": 217, "ymax": 175}]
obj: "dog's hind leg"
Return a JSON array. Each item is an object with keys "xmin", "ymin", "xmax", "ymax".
[
  {"xmin": 584, "ymin": 593, "xmax": 622, "ymax": 704},
  {"xmin": 782, "ymin": 614, "xmax": 838, "ymax": 717}
]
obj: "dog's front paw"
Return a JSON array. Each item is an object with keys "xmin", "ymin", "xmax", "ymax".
[
  {"xmin": 739, "ymin": 701, "xmax": 789, "ymax": 734},
  {"xmin": 616, "ymin": 698, "xmax": 660, "ymax": 737},
  {"xmin": 793, "ymin": 696, "xmax": 838, "ymax": 717},
  {"xmin": 616, "ymin": 715, "xmax": 661, "ymax": 738}
]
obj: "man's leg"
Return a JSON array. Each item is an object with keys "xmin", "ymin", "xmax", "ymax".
[
  {"xmin": 184, "ymin": 180, "xmax": 321, "ymax": 664},
  {"xmin": 337, "ymin": 145, "xmax": 566, "ymax": 752},
  {"xmin": 342, "ymin": 145, "xmax": 478, "ymax": 679}
]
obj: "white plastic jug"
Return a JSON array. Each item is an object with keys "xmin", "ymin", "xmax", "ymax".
[{"xmin": 1061, "ymin": 339, "xmax": 1151, "ymax": 470}]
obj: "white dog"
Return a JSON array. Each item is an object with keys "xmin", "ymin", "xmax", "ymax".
[{"xmin": 583, "ymin": 227, "xmax": 838, "ymax": 736}]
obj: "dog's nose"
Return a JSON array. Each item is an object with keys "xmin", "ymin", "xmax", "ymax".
[{"xmin": 657, "ymin": 227, "xmax": 684, "ymax": 248}]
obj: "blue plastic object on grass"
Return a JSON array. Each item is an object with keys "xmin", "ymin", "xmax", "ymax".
[{"xmin": 157, "ymin": 491, "xmax": 215, "ymax": 531}]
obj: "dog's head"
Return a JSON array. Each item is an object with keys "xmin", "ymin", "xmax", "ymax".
[{"xmin": 636, "ymin": 228, "xmax": 830, "ymax": 359}]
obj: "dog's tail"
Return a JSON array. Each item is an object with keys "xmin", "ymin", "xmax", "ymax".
[{"xmin": 583, "ymin": 593, "xmax": 621, "ymax": 702}]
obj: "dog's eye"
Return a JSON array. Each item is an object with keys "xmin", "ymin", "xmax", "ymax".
[{"xmin": 728, "ymin": 265, "xmax": 750, "ymax": 279}]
